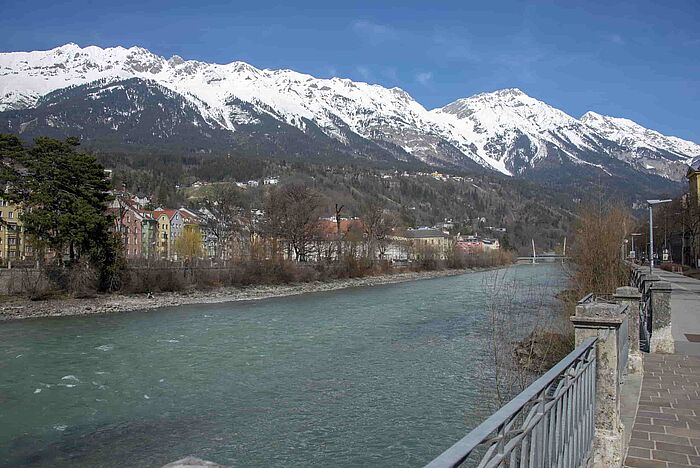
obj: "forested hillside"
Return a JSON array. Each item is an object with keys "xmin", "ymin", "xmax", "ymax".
[{"xmin": 102, "ymin": 152, "xmax": 576, "ymax": 254}]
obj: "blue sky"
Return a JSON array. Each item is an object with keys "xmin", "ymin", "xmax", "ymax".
[{"xmin": 2, "ymin": 0, "xmax": 699, "ymax": 141}]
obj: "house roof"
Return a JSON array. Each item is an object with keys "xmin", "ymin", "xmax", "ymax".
[
  {"xmin": 178, "ymin": 207, "xmax": 203, "ymax": 224},
  {"xmin": 152, "ymin": 209, "xmax": 178, "ymax": 220},
  {"xmin": 317, "ymin": 218, "xmax": 364, "ymax": 238},
  {"xmin": 688, "ymin": 157, "xmax": 700, "ymax": 174}
]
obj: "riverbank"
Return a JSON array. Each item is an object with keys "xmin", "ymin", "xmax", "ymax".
[{"xmin": 0, "ymin": 267, "xmax": 499, "ymax": 322}]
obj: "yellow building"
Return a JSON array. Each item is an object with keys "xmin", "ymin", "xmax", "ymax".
[
  {"xmin": 0, "ymin": 198, "xmax": 33, "ymax": 264},
  {"xmin": 153, "ymin": 210, "xmax": 172, "ymax": 259},
  {"xmin": 387, "ymin": 228, "xmax": 451, "ymax": 261},
  {"xmin": 687, "ymin": 162, "xmax": 700, "ymax": 208}
]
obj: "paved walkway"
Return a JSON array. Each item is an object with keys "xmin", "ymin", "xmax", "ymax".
[
  {"xmin": 623, "ymin": 354, "xmax": 700, "ymax": 467},
  {"xmin": 651, "ymin": 269, "xmax": 700, "ymax": 356},
  {"xmin": 625, "ymin": 354, "xmax": 700, "ymax": 468},
  {"xmin": 623, "ymin": 270, "xmax": 700, "ymax": 467}
]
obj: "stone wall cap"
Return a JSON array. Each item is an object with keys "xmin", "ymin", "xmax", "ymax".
[
  {"xmin": 613, "ymin": 286, "xmax": 641, "ymax": 299},
  {"xmin": 650, "ymin": 281, "xmax": 672, "ymax": 291},
  {"xmin": 575, "ymin": 301, "xmax": 627, "ymax": 318},
  {"xmin": 570, "ymin": 315, "xmax": 625, "ymax": 326}
]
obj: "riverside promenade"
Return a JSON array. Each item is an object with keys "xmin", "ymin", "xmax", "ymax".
[{"xmin": 624, "ymin": 268, "xmax": 700, "ymax": 468}]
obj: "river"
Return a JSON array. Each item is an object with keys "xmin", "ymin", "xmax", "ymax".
[{"xmin": 0, "ymin": 264, "xmax": 565, "ymax": 467}]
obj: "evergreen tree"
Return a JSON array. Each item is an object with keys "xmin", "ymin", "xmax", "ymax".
[{"xmin": 2, "ymin": 136, "xmax": 121, "ymax": 284}]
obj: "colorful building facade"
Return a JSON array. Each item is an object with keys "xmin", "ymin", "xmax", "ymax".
[{"xmin": 0, "ymin": 198, "xmax": 32, "ymax": 264}]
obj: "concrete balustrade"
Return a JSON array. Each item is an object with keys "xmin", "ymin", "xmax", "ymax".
[
  {"xmin": 613, "ymin": 286, "xmax": 643, "ymax": 374},
  {"xmin": 649, "ymin": 280, "xmax": 673, "ymax": 353},
  {"xmin": 571, "ymin": 301, "xmax": 629, "ymax": 468}
]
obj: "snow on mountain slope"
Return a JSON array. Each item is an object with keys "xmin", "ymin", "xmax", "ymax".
[
  {"xmin": 580, "ymin": 112, "xmax": 700, "ymax": 180},
  {"xmin": 0, "ymin": 43, "xmax": 476, "ymax": 169},
  {"xmin": 1, "ymin": 43, "xmax": 698, "ymax": 181},
  {"xmin": 432, "ymin": 88, "xmax": 618, "ymax": 175},
  {"xmin": 581, "ymin": 112, "xmax": 700, "ymax": 157}
]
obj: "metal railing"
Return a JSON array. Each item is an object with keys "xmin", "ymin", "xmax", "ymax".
[
  {"xmin": 618, "ymin": 315, "xmax": 629, "ymax": 383},
  {"xmin": 628, "ymin": 263, "xmax": 652, "ymax": 353},
  {"xmin": 639, "ymin": 292, "xmax": 651, "ymax": 353},
  {"xmin": 425, "ymin": 337, "xmax": 598, "ymax": 468}
]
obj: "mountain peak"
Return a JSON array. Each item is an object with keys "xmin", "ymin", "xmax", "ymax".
[
  {"xmin": 168, "ymin": 55, "xmax": 185, "ymax": 66},
  {"xmin": 57, "ymin": 42, "xmax": 81, "ymax": 49},
  {"xmin": 580, "ymin": 111, "xmax": 606, "ymax": 123},
  {"xmin": 469, "ymin": 87, "xmax": 528, "ymax": 101},
  {"xmin": 496, "ymin": 87, "xmax": 525, "ymax": 96}
]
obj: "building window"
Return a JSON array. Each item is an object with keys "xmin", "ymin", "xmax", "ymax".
[{"xmin": 8, "ymin": 212, "xmax": 13, "ymax": 219}]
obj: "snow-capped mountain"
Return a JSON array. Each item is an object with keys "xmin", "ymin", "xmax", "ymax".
[
  {"xmin": 1, "ymin": 43, "xmax": 698, "ymax": 188},
  {"xmin": 432, "ymin": 88, "xmax": 615, "ymax": 176},
  {"xmin": 580, "ymin": 111, "xmax": 700, "ymax": 180}
]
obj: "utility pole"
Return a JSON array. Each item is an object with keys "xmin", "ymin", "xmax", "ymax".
[
  {"xmin": 562, "ymin": 236, "xmax": 567, "ymax": 265},
  {"xmin": 647, "ymin": 199, "xmax": 672, "ymax": 273},
  {"xmin": 532, "ymin": 239, "xmax": 536, "ymax": 264}
]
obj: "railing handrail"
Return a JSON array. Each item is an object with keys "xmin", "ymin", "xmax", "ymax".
[
  {"xmin": 577, "ymin": 293, "xmax": 594, "ymax": 304},
  {"xmin": 425, "ymin": 336, "xmax": 598, "ymax": 468}
]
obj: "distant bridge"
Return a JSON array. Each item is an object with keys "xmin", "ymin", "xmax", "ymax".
[{"xmin": 516, "ymin": 255, "xmax": 569, "ymax": 264}]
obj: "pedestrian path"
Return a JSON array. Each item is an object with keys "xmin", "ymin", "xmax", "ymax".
[
  {"xmin": 647, "ymin": 269, "xmax": 700, "ymax": 356},
  {"xmin": 623, "ymin": 354, "xmax": 700, "ymax": 467}
]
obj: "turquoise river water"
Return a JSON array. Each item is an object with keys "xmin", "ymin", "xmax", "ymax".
[{"xmin": 0, "ymin": 264, "xmax": 564, "ymax": 467}]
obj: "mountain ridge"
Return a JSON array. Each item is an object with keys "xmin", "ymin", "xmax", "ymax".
[{"xmin": 1, "ymin": 43, "xmax": 698, "ymax": 189}]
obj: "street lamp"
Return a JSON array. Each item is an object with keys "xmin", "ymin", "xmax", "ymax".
[
  {"xmin": 630, "ymin": 233, "xmax": 642, "ymax": 260},
  {"xmin": 647, "ymin": 199, "xmax": 673, "ymax": 273}
]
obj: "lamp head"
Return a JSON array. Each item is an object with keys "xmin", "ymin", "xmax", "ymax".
[{"xmin": 647, "ymin": 199, "xmax": 673, "ymax": 205}]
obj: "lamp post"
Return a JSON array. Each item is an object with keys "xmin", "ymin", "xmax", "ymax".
[
  {"xmin": 630, "ymin": 233, "xmax": 642, "ymax": 260},
  {"xmin": 647, "ymin": 199, "xmax": 673, "ymax": 273}
]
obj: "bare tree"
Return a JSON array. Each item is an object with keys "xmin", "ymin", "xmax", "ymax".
[
  {"xmin": 361, "ymin": 201, "xmax": 397, "ymax": 260},
  {"xmin": 200, "ymin": 185, "xmax": 247, "ymax": 260},
  {"xmin": 263, "ymin": 185, "xmax": 323, "ymax": 262},
  {"xmin": 568, "ymin": 203, "xmax": 632, "ymax": 298},
  {"xmin": 335, "ymin": 203, "xmax": 344, "ymax": 260},
  {"xmin": 482, "ymin": 269, "xmax": 573, "ymax": 407}
]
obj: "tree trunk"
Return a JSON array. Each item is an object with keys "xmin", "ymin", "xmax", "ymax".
[{"xmin": 335, "ymin": 204, "xmax": 343, "ymax": 261}]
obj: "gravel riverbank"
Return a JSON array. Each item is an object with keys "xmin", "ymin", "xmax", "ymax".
[{"xmin": 0, "ymin": 267, "xmax": 499, "ymax": 322}]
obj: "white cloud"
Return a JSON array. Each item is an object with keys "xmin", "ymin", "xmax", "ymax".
[{"xmin": 416, "ymin": 71, "xmax": 433, "ymax": 86}]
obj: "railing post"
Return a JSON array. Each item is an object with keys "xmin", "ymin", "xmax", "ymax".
[
  {"xmin": 570, "ymin": 302, "xmax": 627, "ymax": 468},
  {"xmin": 639, "ymin": 273, "xmax": 660, "ymax": 296},
  {"xmin": 649, "ymin": 281, "xmax": 673, "ymax": 353},
  {"xmin": 613, "ymin": 286, "xmax": 643, "ymax": 374}
]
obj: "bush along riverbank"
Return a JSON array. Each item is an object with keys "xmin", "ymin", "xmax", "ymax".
[{"xmin": 0, "ymin": 252, "xmax": 515, "ymax": 321}]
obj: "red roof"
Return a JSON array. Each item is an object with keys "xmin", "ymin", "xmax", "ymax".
[
  {"xmin": 153, "ymin": 209, "xmax": 178, "ymax": 219},
  {"xmin": 317, "ymin": 219, "xmax": 364, "ymax": 238}
]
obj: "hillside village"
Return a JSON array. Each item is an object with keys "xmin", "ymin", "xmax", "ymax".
[{"xmin": 0, "ymin": 174, "xmax": 503, "ymax": 267}]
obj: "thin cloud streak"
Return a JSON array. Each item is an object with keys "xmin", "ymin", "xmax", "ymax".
[
  {"xmin": 416, "ymin": 71, "xmax": 433, "ymax": 86},
  {"xmin": 351, "ymin": 20, "xmax": 397, "ymax": 44}
]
